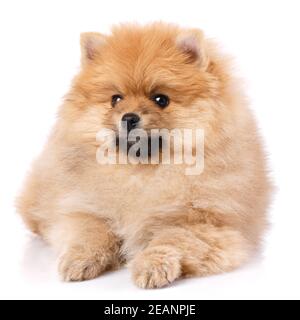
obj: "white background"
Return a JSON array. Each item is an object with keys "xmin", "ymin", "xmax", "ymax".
[{"xmin": 0, "ymin": 0, "xmax": 299, "ymax": 300}]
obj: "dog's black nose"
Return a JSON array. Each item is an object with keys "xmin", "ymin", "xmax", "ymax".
[{"xmin": 121, "ymin": 113, "xmax": 140, "ymax": 131}]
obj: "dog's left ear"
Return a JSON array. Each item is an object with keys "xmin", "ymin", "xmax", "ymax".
[
  {"xmin": 80, "ymin": 32, "xmax": 106, "ymax": 65},
  {"xmin": 176, "ymin": 29, "xmax": 209, "ymax": 70}
]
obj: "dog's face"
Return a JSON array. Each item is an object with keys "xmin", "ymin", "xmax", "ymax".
[{"xmin": 64, "ymin": 24, "xmax": 225, "ymax": 149}]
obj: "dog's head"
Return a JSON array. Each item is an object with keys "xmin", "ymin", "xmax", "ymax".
[{"xmin": 62, "ymin": 23, "xmax": 233, "ymax": 154}]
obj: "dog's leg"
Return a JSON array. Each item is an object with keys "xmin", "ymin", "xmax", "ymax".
[
  {"xmin": 45, "ymin": 213, "xmax": 121, "ymax": 282},
  {"xmin": 130, "ymin": 224, "xmax": 251, "ymax": 289}
]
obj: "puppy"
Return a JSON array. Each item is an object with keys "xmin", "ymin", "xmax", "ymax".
[{"xmin": 17, "ymin": 23, "xmax": 271, "ymax": 288}]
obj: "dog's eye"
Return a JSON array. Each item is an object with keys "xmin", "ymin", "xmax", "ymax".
[
  {"xmin": 151, "ymin": 94, "xmax": 170, "ymax": 108},
  {"xmin": 111, "ymin": 95, "xmax": 123, "ymax": 107}
]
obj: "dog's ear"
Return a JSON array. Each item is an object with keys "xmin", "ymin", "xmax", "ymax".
[
  {"xmin": 80, "ymin": 32, "xmax": 106, "ymax": 64},
  {"xmin": 176, "ymin": 29, "xmax": 209, "ymax": 70}
]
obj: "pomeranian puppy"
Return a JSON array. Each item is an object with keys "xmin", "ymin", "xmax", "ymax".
[{"xmin": 17, "ymin": 23, "xmax": 271, "ymax": 288}]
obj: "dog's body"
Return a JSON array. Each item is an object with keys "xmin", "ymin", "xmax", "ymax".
[{"xmin": 17, "ymin": 23, "xmax": 271, "ymax": 288}]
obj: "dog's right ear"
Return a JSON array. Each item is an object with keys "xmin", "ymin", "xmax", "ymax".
[{"xmin": 80, "ymin": 32, "xmax": 106, "ymax": 65}]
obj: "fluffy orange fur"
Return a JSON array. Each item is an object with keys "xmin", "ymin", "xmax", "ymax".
[{"xmin": 17, "ymin": 23, "xmax": 271, "ymax": 288}]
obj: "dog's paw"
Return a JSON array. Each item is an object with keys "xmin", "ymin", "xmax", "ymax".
[
  {"xmin": 130, "ymin": 246, "xmax": 182, "ymax": 289},
  {"xmin": 58, "ymin": 246, "xmax": 110, "ymax": 282}
]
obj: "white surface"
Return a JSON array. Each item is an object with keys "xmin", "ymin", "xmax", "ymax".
[{"xmin": 0, "ymin": 0, "xmax": 300, "ymax": 300}]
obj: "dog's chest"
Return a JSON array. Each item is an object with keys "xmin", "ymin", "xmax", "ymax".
[
  {"xmin": 95, "ymin": 166, "xmax": 187, "ymax": 219},
  {"xmin": 60, "ymin": 164, "xmax": 189, "ymax": 238}
]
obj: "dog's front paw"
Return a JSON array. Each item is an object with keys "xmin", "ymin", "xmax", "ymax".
[
  {"xmin": 58, "ymin": 246, "xmax": 111, "ymax": 282},
  {"xmin": 130, "ymin": 246, "xmax": 182, "ymax": 289}
]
